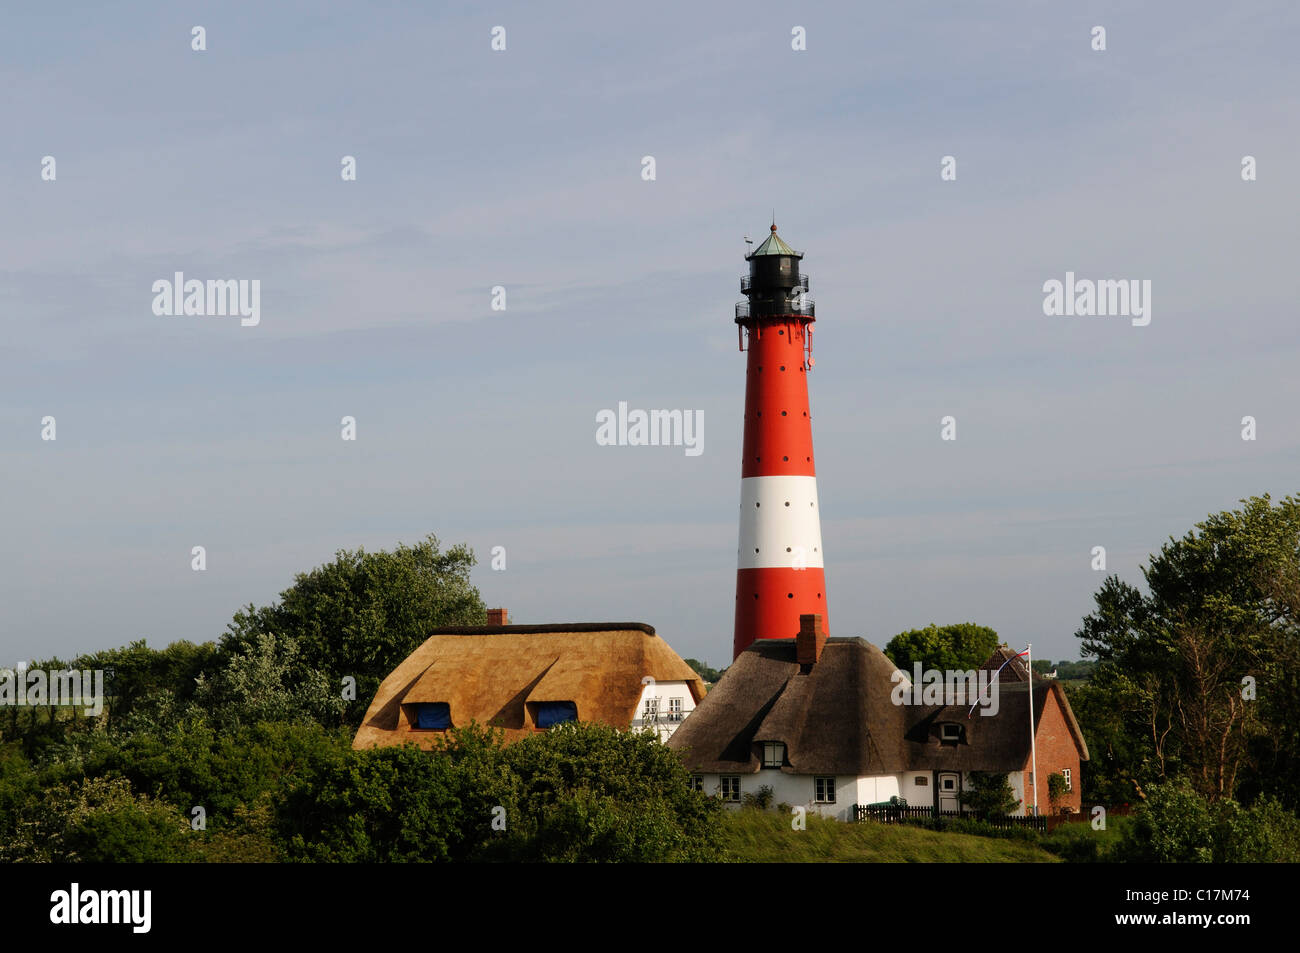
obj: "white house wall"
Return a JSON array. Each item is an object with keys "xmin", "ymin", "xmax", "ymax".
[
  {"xmin": 695, "ymin": 772, "xmax": 906, "ymax": 822},
  {"xmin": 632, "ymin": 680, "xmax": 696, "ymax": 741},
  {"xmin": 902, "ymin": 773, "xmax": 935, "ymax": 808},
  {"xmin": 854, "ymin": 775, "xmax": 902, "ymax": 806},
  {"xmin": 692, "ymin": 768, "xmax": 1039, "ymax": 820}
]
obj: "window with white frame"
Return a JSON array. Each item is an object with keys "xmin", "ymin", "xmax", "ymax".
[
  {"xmin": 689, "ymin": 774, "xmax": 703, "ymax": 792},
  {"xmin": 939, "ymin": 723, "xmax": 963, "ymax": 743},
  {"xmin": 668, "ymin": 697, "xmax": 684, "ymax": 722},
  {"xmin": 1062, "ymin": 768, "xmax": 1072, "ymax": 791},
  {"xmin": 761, "ymin": 741, "xmax": 786, "ymax": 768},
  {"xmin": 643, "ymin": 697, "xmax": 659, "ymax": 723},
  {"xmin": 719, "ymin": 776, "xmax": 741, "ymax": 802},
  {"xmin": 814, "ymin": 777, "xmax": 836, "ymax": 803}
]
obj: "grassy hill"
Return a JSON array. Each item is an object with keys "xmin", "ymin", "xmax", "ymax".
[{"xmin": 720, "ymin": 810, "xmax": 1063, "ymax": 862}]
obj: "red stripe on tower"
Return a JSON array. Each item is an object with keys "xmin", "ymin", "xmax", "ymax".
[{"xmin": 732, "ymin": 223, "xmax": 828, "ymax": 660}]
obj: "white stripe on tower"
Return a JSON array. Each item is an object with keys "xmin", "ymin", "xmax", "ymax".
[{"xmin": 737, "ymin": 475, "xmax": 825, "ymax": 570}]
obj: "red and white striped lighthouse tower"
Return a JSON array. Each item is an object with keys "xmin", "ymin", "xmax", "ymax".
[{"xmin": 732, "ymin": 223, "xmax": 827, "ymax": 660}]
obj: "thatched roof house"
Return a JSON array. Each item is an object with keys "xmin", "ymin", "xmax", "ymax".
[
  {"xmin": 668, "ymin": 614, "xmax": 1089, "ymax": 818},
  {"xmin": 902, "ymin": 680, "xmax": 1089, "ymax": 771},
  {"xmin": 666, "ymin": 632, "xmax": 912, "ymax": 776},
  {"xmin": 353, "ymin": 613, "xmax": 705, "ymax": 750}
]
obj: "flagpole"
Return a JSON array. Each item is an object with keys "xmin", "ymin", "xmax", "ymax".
[{"xmin": 1027, "ymin": 643, "xmax": 1038, "ymax": 816}]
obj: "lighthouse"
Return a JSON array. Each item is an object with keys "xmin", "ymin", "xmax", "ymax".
[{"xmin": 732, "ymin": 223, "xmax": 827, "ymax": 660}]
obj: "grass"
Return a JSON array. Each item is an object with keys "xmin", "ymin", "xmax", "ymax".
[
  {"xmin": 1040, "ymin": 815, "xmax": 1133, "ymax": 862},
  {"xmin": 720, "ymin": 809, "xmax": 1063, "ymax": 862}
]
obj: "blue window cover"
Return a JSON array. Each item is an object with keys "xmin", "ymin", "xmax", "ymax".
[
  {"xmin": 415, "ymin": 703, "xmax": 451, "ymax": 730},
  {"xmin": 536, "ymin": 701, "xmax": 577, "ymax": 728}
]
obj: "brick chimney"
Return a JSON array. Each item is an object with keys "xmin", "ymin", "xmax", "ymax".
[
  {"xmin": 486, "ymin": 608, "xmax": 509, "ymax": 626},
  {"xmin": 797, "ymin": 613, "xmax": 827, "ymax": 668}
]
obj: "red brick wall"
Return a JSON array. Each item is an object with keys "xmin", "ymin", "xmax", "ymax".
[{"xmin": 1021, "ymin": 686, "xmax": 1083, "ymax": 815}]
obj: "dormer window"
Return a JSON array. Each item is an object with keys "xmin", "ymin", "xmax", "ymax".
[
  {"xmin": 761, "ymin": 741, "xmax": 786, "ymax": 768},
  {"xmin": 413, "ymin": 703, "xmax": 451, "ymax": 730},
  {"xmin": 939, "ymin": 722, "xmax": 964, "ymax": 744},
  {"xmin": 533, "ymin": 701, "xmax": 578, "ymax": 728}
]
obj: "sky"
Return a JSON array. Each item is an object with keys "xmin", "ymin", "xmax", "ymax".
[{"xmin": 3, "ymin": 1, "xmax": 1298, "ymax": 670}]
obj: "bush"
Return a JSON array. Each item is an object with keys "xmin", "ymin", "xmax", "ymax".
[
  {"xmin": 3, "ymin": 776, "xmax": 194, "ymax": 862},
  {"xmin": 192, "ymin": 632, "xmax": 345, "ymax": 730},
  {"xmin": 278, "ymin": 722, "xmax": 723, "ymax": 862},
  {"xmin": 493, "ymin": 721, "xmax": 723, "ymax": 862},
  {"xmin": 1116, "ymin": 780, "xmax": 1300, "ymax": 862},
  {"xmin": 39, "ymin": 718, "xmax": 350, "ymax": 830},
  {"xmin": 742, "ymin": 785, "xmax": 775, "ymax": 810},
  {"xmin": 1119, "ymin": 780, "xmax": 1214, "ymax": 862},
  {"xmin": 73, "ymin": 639, "xmax": 219, "ymax": 731},
  {"xmin": 509, "ymin": 788, "xmax": 702, "ymax": 863},
  {"xmin": 1211, "ymin": 796, "xmax": 1300, "ymax": 862},
  {"xmin": 961, "ymin": 771, "xmax": 1020, "ymax": 818},
  {"xmin": 275, "ymin": 740, "xmax": 485, "ymax": 862}
]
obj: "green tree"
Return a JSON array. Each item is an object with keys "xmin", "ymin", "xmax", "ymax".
[
  {"xmin": 3, "ymin": 776, "xmax": 195, "ymax": 863},
  {"xmin": 884, "ymin": 623, "xmax": 1000, "ymax": 673},
  {"xmin": 493, "ymin": 721, "xmax": 722, "ymax": 862},
  {"xmin": 275, "ymin": 741, "xmax": 481, "ymax": 862},
  {"xmin": 1053, "ymin": 660, "xmax": 1097, "ymax": 681},
  {"xmin": 1117, "ymin": 778, "xmax": 1214, "ymax": 862},
  {"xmin": 1076, "ymin": 494, "xmax": 1300, "ymax": 805},
  {"xmin": 684, "ymin": 658, "xmax": 724, "ymax": 683},
  {"xmin": 0, "ymin": 743, "xmax": 39, "ymax": 849},
  {"xmin": 220, "ymin": 534, "xmax": 485, "ymax": 727},
  {"xmin": 74, "ymin": 640, "xmax": 218, "ymax": 730},
  {"xmin": 1115, "ymin": 778, "xmax": 1300, "ymax": 862},
  {"xmin": 959, "ymin": 771, "xmax": 1020, "ymax": 818},
  {"xmin": 276, "ymin": 722, "xmax": 724, "ymax": 863},
  {"xmin": 192, "ymin": 631, "xmax": 345, "ymax": 730},
  {"xmin": 1066, "ymin": 677, "xmax": 1147, "ymax": 804}
]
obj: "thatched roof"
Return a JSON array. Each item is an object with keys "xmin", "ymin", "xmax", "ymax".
[
  {"xmin": 668, "ymin": 637, "xmax": 912, "ymax": 775},
  {"xmin": 668, "ymin": 637, "xmax": 1088, "ymax": 775},
  {"xmin": 352, "ymin": 623, "xmax": 705, "ymax": 750},
  {"xmin": 902, "ymin": 680, "xmax": 1090, "ymax": 770}
]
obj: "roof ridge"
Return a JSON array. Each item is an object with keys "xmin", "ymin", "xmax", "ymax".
[{"xmin": 426, "ymin": 622, "xmax": 657, "ymax": 636}]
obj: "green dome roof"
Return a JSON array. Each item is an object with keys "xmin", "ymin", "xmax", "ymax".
[{"xmin": 747, "ymin": 224, "xmax": 801, "ymax": 259}]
